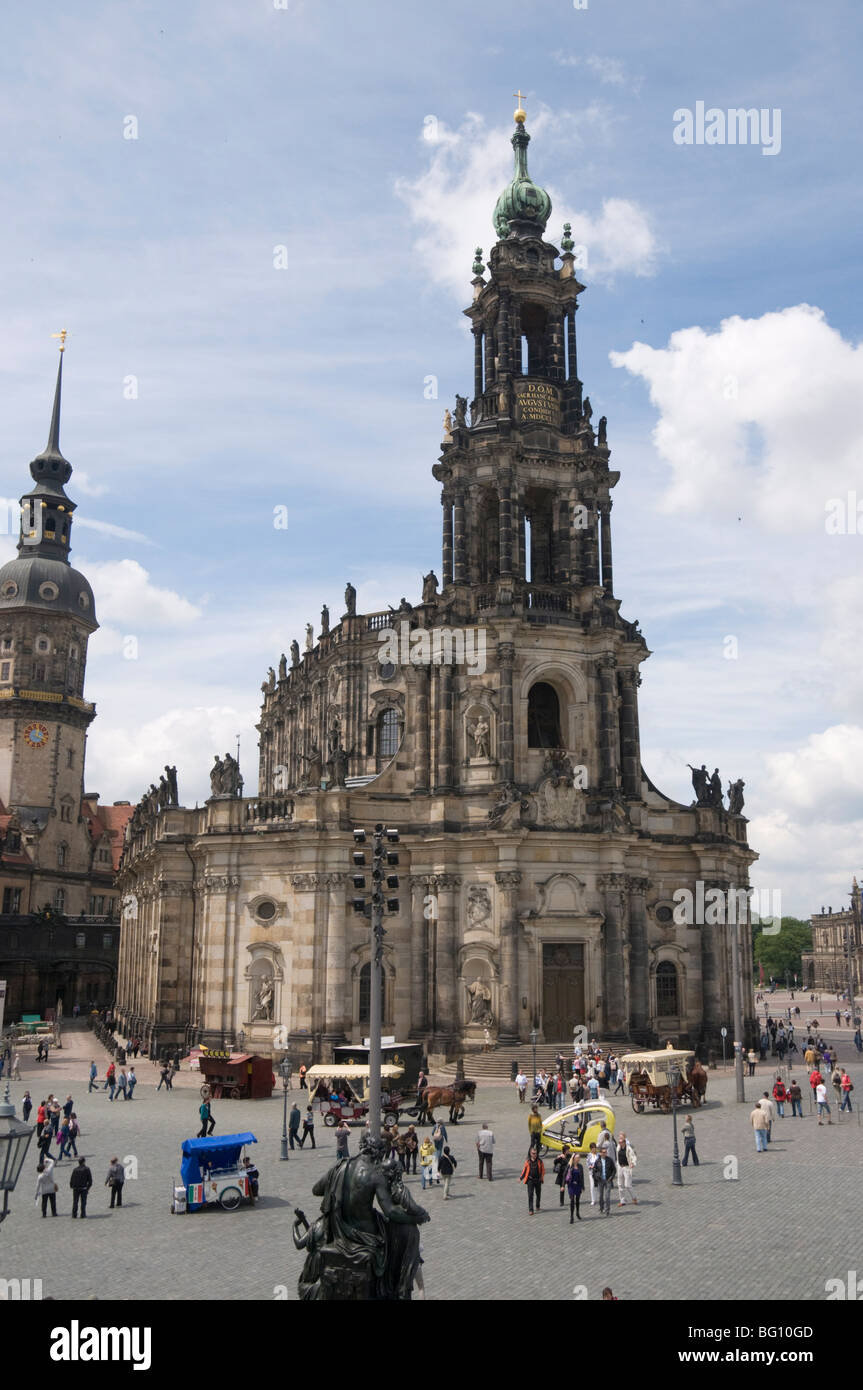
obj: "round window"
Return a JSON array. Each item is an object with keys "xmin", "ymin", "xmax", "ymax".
[
  {"xmin": 656, "ymin": 905, "xmax": 674, "ymax": 924},
  {"xmin": 36, "ymin": 636, "xmax": 50, "ymax": 653},
  {"xmin": 1, "ymin": 581, "xmax": 18, "ymax": 599},
  {"xmin": 255, "ymin": 900, "xmax": 277, "ymax": 923},
  {"xmin": 78, "ymin": 592, "xmax": 90, "ymax": 610},
  {"xmin": 378, "ymin": 661, "xmax": 396, "ymax": 680},
  {"xmin": 38, "ymin": 582, "xmax": 59, "ymax": 601}
]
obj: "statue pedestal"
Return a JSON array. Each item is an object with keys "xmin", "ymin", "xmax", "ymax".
[
  {"xmin": 244, "ymin": 1021, "xmax": 277, "ymax": 1056},
  {"xmin": 463, "ymin": 759, "xmax": 497, "ymax": 788},
  {"xmin": 462, "ymin": 1022, "xmax": 494, "ymax": 1049}
]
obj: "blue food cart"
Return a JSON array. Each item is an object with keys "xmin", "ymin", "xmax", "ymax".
[{"xmin": 172, "ymin": 1132, "xmax": 258, "ymax": 1213}]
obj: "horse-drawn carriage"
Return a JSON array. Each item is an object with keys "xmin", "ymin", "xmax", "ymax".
[
  {"xmin": 623, "ymin": 1048, "xmax": 707, "ymax": 1114},
  {"xmin": 417, "ymin": 1078, "xmax": 477, "ymax": 1125},
  {"xmin": 304, "ymin": 1064, "xmax": 406, "ymax": 1127}
]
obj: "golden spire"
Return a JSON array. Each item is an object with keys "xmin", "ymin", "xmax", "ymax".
[
  {"xmin": 513, "ymin": 90, "xmax": 527, "ymax": 124},
  {"xmin": 51, "ymin": 329, "xmax": 68, "ymax": 353}
]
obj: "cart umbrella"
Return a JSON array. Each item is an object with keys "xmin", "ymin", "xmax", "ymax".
[{"xmin": 181, "ymin": 1132, "xmax": 257, "ymax": 1187}]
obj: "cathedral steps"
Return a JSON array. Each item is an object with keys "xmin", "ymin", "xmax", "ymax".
[{"xmin": 436, "ymin": 1041, "xmax": 630, "ymax": 1082}]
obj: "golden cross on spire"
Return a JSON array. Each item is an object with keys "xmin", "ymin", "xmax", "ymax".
[
  {"xmin": 51, "ymin": 329, "xmax": 68, "ymax": 353},
  {"xmin": 513, "ymin": 90, "xmax": 527, "ymax": 123}
]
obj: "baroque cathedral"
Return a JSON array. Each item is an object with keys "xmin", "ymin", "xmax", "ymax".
[{"xmin": 115, "ymin": 109, "xmax": 757, "ymax": 1063}]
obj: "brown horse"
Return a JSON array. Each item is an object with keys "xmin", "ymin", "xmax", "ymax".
[
  {"xmin": 420, "ymin": 1080, "xmax": 477, "ymax": 1125},
  {"xmin": 684, "ymin": 1059, "xmax": 708, "ymax": 1106}
]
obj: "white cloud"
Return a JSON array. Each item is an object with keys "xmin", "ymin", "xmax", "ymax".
[
  {"xmin": 85, "ymin": 704, "xmax": 256, "ymax": 807},
  {"xmin": 85, "ymin": 558, "xmax": 201, "ymax": 629},
  {"xmin": 553, "ymin": 51, "xmax": 640, "ymax": 91},
  {"xmin": 76, "ymin": 517, "xmax": 153, "ymax": 545},
  {"xmin": 396, "ymin": 110, "xmax": 657, "ymax": 299},
  {"xmin": 610, "ymin": 304, "xmax": 863, "ymax": 531}
]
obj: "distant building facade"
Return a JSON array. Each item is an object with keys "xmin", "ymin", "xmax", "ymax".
[
  {"xmin": 0, "ymin": 350, "xmax": 131, "ymax": 1016},
  {"xmin": 803, "ymin": 879, "xmax": 862, "ymax": 994}
]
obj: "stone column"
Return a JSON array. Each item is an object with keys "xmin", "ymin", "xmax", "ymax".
[
  {"xmin": 495, "ymin": 870, "xmax": 522, "ymax": 1043},
  {"xmin": 628, "ymin": 876, "xmax": 650, "ymax": 1039},
  {"xmin": 434, "ymin": 664, "xmax": 453, "ymax": 792},
  {"xmin": 453, "ymin": 489, "xmax": 467, "ymax": 583},
  {"xmin": 600, "ymin": 873, "xmax": 628, "ymax": 1034},
  {"xmin": 432, "ymin": 874, "xmax": 461, "ymax": 1046},
  {"xmin": 473, "ymin": 327, "xmax": 483, "ymax": 402},
  {"xmin": 568, "ymin": 488, "xmax": 582, "ymax": 588},
  {"xmin": 498, "ymin": 292, "xmax": 512, "ymax": 377},
  {"xmin": 600, "ymin": 501, "xmax": 614, "ymax": 595},
  {"xmin": 323, "ymin": 873, "xmax": 347, "ymax": 1042},
  {"xmin": 409, "ymin": 875, "xmax": 430, "ymax": 1037},
  {"xmin": 597, "ymin": 656, "xmax": 619, "ymax": 791},
  {"xmin": 498, "ymin": 471, "xmax": 513, "ymax": 578},
  {"xmin": 566, "ymin": 308, "xmax": 577, "ymax": 381},
  {"xmin": 413, "ymin": 666, "xmax": 430, "ymax": 793},
  {"xmin": 584, "ymin": 500, "xmax": 600, "ymax": 586},
  {"xmin": 441, "ymin": 491, "xmax": 453, "ymax": 588},
  {"xmin": 618, "ymin": 668, "xmax": 641, "ymax": 799},
  {"xmin": 548, "ymin": 310, "xmax": 565, "ymax": 383},
  {"xmin": 516, "ymin": 492, "xmax": 526, "ymax": 581},
  {"xmin": 497, "ymin": 642, "xmax": 515, "ymax": 784},
  {"xmin": 512, "ymin": 302, "xmax": 522, "ymax": 372}
]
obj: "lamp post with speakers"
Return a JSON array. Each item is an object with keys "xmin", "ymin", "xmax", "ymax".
[{"xmin": 351, "ymin": 824, "xmax": 400, "ymax": 1134}]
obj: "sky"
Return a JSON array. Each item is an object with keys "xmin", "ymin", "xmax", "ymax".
[{"xmin": 1, "ymin": 0, "xmax": 862, "ymax": 916}]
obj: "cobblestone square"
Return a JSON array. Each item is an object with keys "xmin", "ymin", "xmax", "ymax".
[{"xmin": 1, "ymin": 1018, "xmax": 861, "ymax": 1303}]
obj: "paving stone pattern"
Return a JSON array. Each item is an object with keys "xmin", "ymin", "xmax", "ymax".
[{"xmin": 1, "ymin": 1018, "xmax": 860, "ymax": 1302}]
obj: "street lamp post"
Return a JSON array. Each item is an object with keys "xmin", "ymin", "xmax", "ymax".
[
  {"xmin": 351, "ymin": 824, "xmax": 399, "ymax": 1136},
  {"xmin": 0, "ymin": 1080, "xmax": 34, "ymax": 1227},
  {"xmin": 279, "ymin": 1057, "xmax": 292, "ymax": 1161},
  {"xmin": 669, "ymin": 1062, "xmax": 683, "ymax": 1187}
]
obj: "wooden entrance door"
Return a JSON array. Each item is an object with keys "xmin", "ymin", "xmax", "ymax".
[{"xmin": 542, "ymin": 943, "xmax": 585, "ymax": 1038}]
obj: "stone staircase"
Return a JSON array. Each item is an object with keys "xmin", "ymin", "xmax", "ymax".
[{"xmin": 436, "ymin": 1041, "xmax": 631, "ymax": 1081}]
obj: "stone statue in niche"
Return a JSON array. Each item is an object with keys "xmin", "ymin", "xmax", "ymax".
[
  {"xmin": 301, "ymin": 744, "xmax": 323, "ymax": 787},
  {"xmin": 469, "ymin": 716, "xmax": 490, "ymax": 760},
  {"xmin": 252, "ymin": 972, "xmax": 274, "ymax": 1021},
  {"xmin": 466, "ymin": 976, "xmax": 494, "ymax": 1026}
]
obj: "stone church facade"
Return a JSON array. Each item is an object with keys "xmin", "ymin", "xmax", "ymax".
[{"xmin": 115, "ymin": 113, "xmax": 757, "ymax": 1063}]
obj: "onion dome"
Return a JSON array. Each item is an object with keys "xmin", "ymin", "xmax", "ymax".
[{"xmin": 493, "ymin": 104, "xmax": 552, "ymax": 242}]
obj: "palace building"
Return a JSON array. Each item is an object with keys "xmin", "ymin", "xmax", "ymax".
[
  {"xmin": 803, "ymin": 880, "xmax": 862, "ymax": 994},
  {"xmin": 115, "ymin": 110, "xmax": 757, "ymax": 1063},
  {"xmin": 0, "ymin": 346, "xmax": 132, "ymax": 1016}
]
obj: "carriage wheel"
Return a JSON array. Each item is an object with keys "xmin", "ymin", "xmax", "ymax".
[
  {"xmin": 660, "ymin": 1094, "xmax": 672, "ymax": 1114},
  {"xmin": 630, "ymin": 1094, "xmax": 644, "ymax": 1114},
  {"xmin": 691, "ymin": 1091, "xmax": 702, "ymax": 1109},
  {"xmin": 384, "ymin": 1111, "xmax": 399, "ymax": 1127},
  {"xmin": 200, "ymin": 1083, "xmax": 211, "ymax": 1100},
  {"xmin": 230, "ymin": 1087, "xmax": 241, "ymax": 1100},
  {"xmin": 323, "ymin": 1112, "xmax": 337, "ymax": 1127},
  {"xmin": 218, "ymin": 1186, "xmax": 243, "ymax": 1211}
]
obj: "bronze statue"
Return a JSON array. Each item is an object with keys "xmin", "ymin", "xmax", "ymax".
[
  {"xmin": 598, "ymin": 415, "xmax": 607, "ymax": 445},
  {"xmin": 728, "ymin": 778, "xmax": 745, "ymax": 815},
  {"xmin": 295, "ymin": 1134, "xmax": 429, "ymax": 1300},
  {"xmin": 421, "ymin": 570, "xmax": 439, "ymax": 604},
  {"xmin": 320, "ymin": 605, "xmax": 330, "ymax": 637},
  {"xmin": 687, "ymin": 763, "xmax": 710, "ymax": 806},
  {"xmin": 709, "ymin": 767, "xmax": 723, "ymax": 808},
  {"xmin": 164, "ymin": 765, "xmax": 179, "ymax": 806},
  {"xmin": 344, "ymin": 582, "xmax": 357, "ymax": 617}
]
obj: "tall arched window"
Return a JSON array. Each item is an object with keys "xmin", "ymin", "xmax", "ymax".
[
  {"xmin": 378, "ymin": 708, "xmax": 400, "ymax": 763},
  {"xmin": 359, "ymin": 962, "xmax": 371, "ymax": 1025},
  {"xmin": 656, "ymin": 961, "xmax": 679, "ymax": 1015},
  {"xmin": 527, "ymin": 682, "xmax": 562, "ymax": 748},
  {"xmin": 57, "ymin": 843, "xmax": 67, "ymax": 868}
]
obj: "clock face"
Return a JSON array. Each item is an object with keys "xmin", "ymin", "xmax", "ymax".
[{"xmin": 23, "ymin": 722, "xmax": 49, "ymax": 749}]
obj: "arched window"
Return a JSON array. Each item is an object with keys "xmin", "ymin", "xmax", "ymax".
[
  {"xmin": 57, "ymin": 842, "xmax": 67, "ymax": 868},
  {"xmin": 656, "ymin": 961, "xmax": 679, "ymax": 1015},
  {"xmin": 54, "ymin": 889, "xmax": 65, "ymax": 912},
  {"xmin": 527, "ymin": 682, "xmax": 562, "ymax": 748},
  {"xmin": 359, "ymin": 962, "xmax": 371, "ymax": 1025},
  {"xmin": 378, "ymin": 708, "xmax": 400, "ymax": 762}
]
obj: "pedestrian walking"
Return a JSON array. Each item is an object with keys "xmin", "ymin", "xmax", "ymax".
[
  {"xmin": 520, "ymin": 1146, "xmax": 545, "ymax": 1214},
  {"xmin": 475, "ymin": 1122, "xmax": 494, "ymax": 1180},
  {"xmin": 788, "ymin": 1079, "xmax": 803, "ymax": 1117},
  {"xmin": 242, "ymin": 1156, "xmax": 259, "ymax": 1203},
  {"xmin": 527, "ymin": 1104, "xmax": 543, "ymax": 1152},
  {"xmin": 127, "ymin": 1067, "xmax": 137, "ymax": 1100},
  {"xmin": 116, "ymin": 1068, "xmax": 128, "ymax": 1101},
  {"xmin": 301, "ymin": 1106, "xmax": 316, "ymax": 1149},
  {"xmin": 438, "ymin": 1144, "xmax": 457, "ymax": 1198},
  {"xmin": 104, "ymin": 1061, "xmax": 115, "ymax": 1093},
  {"xmin": 840, "ymin": 1071, "xmax": 854, "ymax": 1113},
  {"xmin": 586, "ymin": 1143, "xmax": 600, "ymax": 1205},
  {"xmin": 404, "ymin": 1125, "xmax": 419, "ymax": 1174},
  {"xmin": 772, "ymin": 1077, "xmax": 787, "ymax": 1117},
  {"xmin": 751, "ymin": 1102, "xmax": 769, "ymax": 1151},
  {"xmin": 596, "ymin": 1122, "xmax": 615, "ymax": 1159},
  {"xmin": 11, "ymin": 1052, "xmax": 21, "ymax": 1081},
  {"xmin": 35, "ymin": 1158, "xmax": 57, "ymax": 1217},
  {"xmin": 831, "ymin": 1066, "xmax": 843, "ymax": 1109},
  {"xmin": 809, "ymin": 1067, "xmax": 824, "ymax": 1107},
  {"xmin": 288, "ymin": 1101, "xmax": 301, "ymax": 1149},
  {"xmin": 566, "ymin": 1153, "xmax": 584, "ymax": 1223},
  {"xmin": 35, "ymin": 1100, "xmax": 46, "ymax": 1141},
  {"xmin": 57, "ymin": 1118, "xmax": 72, "ymax": 1160},
  {"xmin": 198, "ymin": 1098, "xmax": 214, "ymax": 1137},
  {"xmin": 70, "ymin": 1157, "xmax": 93, "ymax": 1218},
  {"xmin": 420, "ymin": 1136, "xmax": 435, "ymax": 1189},
  {"xmin": 613, "ymin": 1064, "xmax": 625, "ymax": 1097},
  {"xmin": 747, "ymin": 1049, "xmax": 757, "ymax": 1077},
  {"xmin": 106, "ymin": 1157, "xmax": 125, "ymax": 1208},
  {"xmin": 515, "ymin": 1070, "xmax": 527, "ymax": 1103},
  {"xmin": 298, "ymin": 1063, "xmax": 307, "ymax": 1090},
  {"xmin": 88, "ymin": 1060, "xmax": 98, "ymax": 1092},
  {"xmin": 616, "ymin": 1133, "xmax": 638, "ymax": 1205},
  {"xmin": 157, "ymin": 1064, "xmax": 171, "ymax": 1091},
  {"xmin": 594, "ymin": 1150, "xmax": 617, "ymax": 1215},
  {"xmin": 431, "ymin": 1120, "xmax": 447, "ymax": 1181},
  {"xmin": 22, "ymin": 1091, "xmax": 32, "ymax": 1123},
  {"xmin": 586, "ymin": 1074, "xmax": 600, "ymax": 1102},
  {"xmin": 681, "ymin": 1114, "xmax": 699, "ymax": 1166},
  {"xmin": 815, "ymin": 1081, "xmax": 833, "ymax": 1124},
  {"xmin": 335, "ymin": 1120, "xmax": 350, "ymax": 1159},
  {"xmin": 67, "ymin": 1114, "xmax": 80, "ymax": 1158},
  {"xmin": 758, "ymin": 1092, "xmax": 776, "ymax": 1141},
  {"xmin": 553, "ymin": 1144, "xmax": 573, "ymax": 1206}
]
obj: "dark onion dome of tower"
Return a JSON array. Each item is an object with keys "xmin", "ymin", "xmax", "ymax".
[
  {"xmin": 492, "ymin": 100, "xmax": 552, "ymax": 242},
  {"xmin": 0, "ymin": 344, "xmax": 97, "ymax": 632}
]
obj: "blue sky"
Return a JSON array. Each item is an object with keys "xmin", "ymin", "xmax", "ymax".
[{"xmin": 1, "ymin": 0, "xmax": 862, "ymax": 915}]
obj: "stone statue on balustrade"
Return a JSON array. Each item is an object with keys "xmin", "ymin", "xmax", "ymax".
[
  {"xmin": 210, "ymin": 752, "xmax": 242, "ymax": 798},
  {"xmin": 421, "ymin": 570, "xmax": 438, "ymax": 604},
  {"xmin": 344, "ymin": 582, "xmax": 357, "ymax": 617},
  {"xmin": 727, "ymin": 778, "xmax": 745, "ymax": 815}
]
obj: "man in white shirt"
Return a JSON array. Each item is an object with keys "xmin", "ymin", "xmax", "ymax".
[
  {"xmin": 475, "ymin": 1123, "xmax": 495, "ymax": 1179},
  {"xmin": 515, "ymin": 1071, "xmax": 527, "ymax": 1104},
  {"xmin": 758, "ymin": 1091, "xmax": 777, "ymax": 1142},
  {"xmin": 815, "ymin": 1081, "xmax": 833, "ymax": 1125}
]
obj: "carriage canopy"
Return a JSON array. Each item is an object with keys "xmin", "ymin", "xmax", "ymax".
[{"xmin": 620, "ymin": 1049, "xmax": 695, "ymax": 1085}]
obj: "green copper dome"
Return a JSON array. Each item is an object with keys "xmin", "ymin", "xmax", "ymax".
[{"xmin": 493, "ymin": 122, "xmax": 552, "ymax": 241}]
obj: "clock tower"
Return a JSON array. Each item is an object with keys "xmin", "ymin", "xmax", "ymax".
[{"xmin": 0, "ymin": 345, "xmax": 99, "ymax": 903}]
